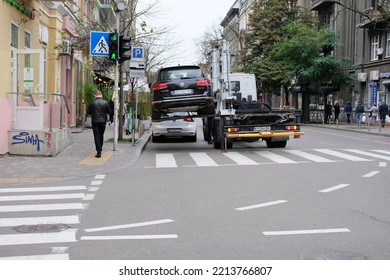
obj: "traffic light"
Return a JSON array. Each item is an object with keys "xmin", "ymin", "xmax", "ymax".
[
  {"xmin": 119, "ymin": 35, "xmax": 132, "ymax": 62},
  {"xmin": 109, "ymin": 32, "xmax": 119, "ymax": 61}
]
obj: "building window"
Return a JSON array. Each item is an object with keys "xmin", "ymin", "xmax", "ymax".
[
  {"xmin": 386, "ymin": 32, "xmax": 390, "ymax": 57},
  {"xmin": 25, "ymin": 31, "xmax": 31, "ymax": 66},
  {"xmin": 11, "ymin": 23, "xmax": 18, "ymax": 48},
  {"xmin": 371, "ymin": 35, "xmax": 380, "ymax": 61}
]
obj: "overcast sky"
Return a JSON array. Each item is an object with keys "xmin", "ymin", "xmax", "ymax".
[{"xmin": 140, "ymin": 0, "xmax": 235, "ymax": 66}]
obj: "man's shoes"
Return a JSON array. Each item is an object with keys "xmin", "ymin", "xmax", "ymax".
[{"xmin": 95, "ymin": 153, "xmax": 101, "ymax": 158}]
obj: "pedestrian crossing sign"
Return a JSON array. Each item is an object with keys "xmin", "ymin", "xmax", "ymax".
[{"xmin": 90, "ymin": 31, "xmax": 109, "ymax": 57}]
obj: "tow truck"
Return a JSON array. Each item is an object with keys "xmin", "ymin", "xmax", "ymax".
[{"xmin": 203, "ymin": 40, "xmax": 304, "ymax": 149}]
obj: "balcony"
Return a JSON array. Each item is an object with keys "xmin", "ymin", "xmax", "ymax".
[
  {"xmin": 357, "ymin": 8, "xmax": 386, "ymax": 29},
  {"xmin": 311, "ymin": 0, "xmax": 335, "ymax": 11}
]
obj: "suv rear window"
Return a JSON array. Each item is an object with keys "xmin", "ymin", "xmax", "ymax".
[{"xmin": 158, "ymin": 67, "xmax": 203, "ymax": 81}]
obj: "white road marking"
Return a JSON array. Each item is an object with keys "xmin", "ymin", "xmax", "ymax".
[
  {"xmin": 0, "ymin": 229, "xmax": 78, "ymax": 246},
  {"xmin": 362, "ymin": 171, "xmax": 380, "ymax": 178},
  {"xmin": 90, "ymin": 180, "xmax": 103, "ymax": 186},
  {"xmin": 84, "ymin": 219, "xmax": 174, "ymax": 233},
  {"xmin": 314, "ymin": 149, "xmax": 371, "ymax": 161},
  {"xmin": 284, "ymin": 150, "xmax": 335, "ymax": 163},
  {"xmin": 156, "ymin": 154, "xmax": 177, "ymax": 168},
  {"xmin": 0, "ymin": 203, "xmax": 85, "ymax": 213},
  {"xmin": 189, "ymin": 152, "xmax": 218, "ymax": 167},
  {"xmin": 83, "ymin": 194, "xmax": 95, "ymax": 201},
  {"xmin": 236, "ymin": 200, "xmax": 288, "ymax": 211},
  {"xmin": 255, "ymin": 151, "xmax": 297, "ymax": 164},
  {"xmin": 223, "ymin": 152, "xmax": 258, "ymax": 165},
  {"xmin": 88, "ymin": 187, "xmax": 99, "ymax": 192},
  {"xmin": 319, "ymin": 184, "xmax": 350, "ymax": 193},
  {"xmin": 344, "ymin": 149, "xmax": 390, "ymax": 160},
  {"xmin": 263, "ymin": 228, "xmax": 350, "ymax": 236},
  {"xmin": 94, "ymin": 174, "xmax": 106, "ymax": 180},
  {"xmin": 372, "ymin": 150, "xmax": 390, "ymax": 155},
  {"xmin": 0, "ymin": 215, "xmax": 80, "ymax": 227},
  {"xmin": 51, "ymin": 247, "xmax": 69, "ymax": 254},
  {"xmin": 0, "ymin": 254, "xmax": 69, "ymax": 260},
  {"xmin": 0, "ymin": 185, "xmax": 87, "ymax": 193},
  {"xmin": 379, "ymin": 162, "xmax": 387, "ymax": 167},
  {"xmin": 80, "ymin": 234, "xmax": 178, "ymax": 241},
  {"xmin": 0, "ymin": 193, "xmax": 85, "ymax": 202}
]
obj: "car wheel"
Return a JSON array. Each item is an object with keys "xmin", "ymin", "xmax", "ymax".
[
  {"xmin": 189, "ymin": 133, "xmax": 197, "ymax": 142},
  {"xmin": 152, "ymin": 134, "xmax": 160, "ymax": 143}
]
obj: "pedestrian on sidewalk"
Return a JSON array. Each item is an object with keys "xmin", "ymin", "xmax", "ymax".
[
  {"xmin": 334, "ymin": 101, "xmax": 340, "ymax": 123},
  {"xmin": 356, "ymin": 101, "xmax": 365, "ymax": 125},
  {"xmin": 379, "ymin": 101, "xmax": 388, "ymax": 127},
  {"xmin": 369, "ymin": 103, "xmax": 378, "ymax": 127},
  {"xmin": 87, "ymin": 90, "xmax": 111, "ymax": 158},
  {"xmin": 324, "ymin": 101, "xmax": 332, "ymax": 124},
  {"xmin": 345, "ymin": 102, "xmax": 353, "ymax": 123}
]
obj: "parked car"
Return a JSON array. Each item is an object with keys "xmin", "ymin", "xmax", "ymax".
[
  {"xmin": 152, "ymin": 112, "xmax": 197, "ymax": 142},
  {"xmin": 151, "ymin": 65, "xmax": 214, "ymax": 120}
]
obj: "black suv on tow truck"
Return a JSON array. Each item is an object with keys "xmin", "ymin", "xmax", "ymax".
[{"xmin": 151, "ymin": 65, "xmax": 214, "ymax": 121}]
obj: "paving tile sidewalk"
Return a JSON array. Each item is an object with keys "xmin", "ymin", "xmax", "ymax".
[{"xmin": 0, "ymin": 125, "xmax": 151, "ymax": 185}]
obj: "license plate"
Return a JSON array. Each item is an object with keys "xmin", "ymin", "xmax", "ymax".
[
  {"xmin": 253, "ymin": 126, "xmax": 271, "ymax": 131},
  {"xmin": 172, "ymin": 89, "xmax": 193, "ymax": 95},
  {"xmin": 167, "ymin": 128, "xmax": 182, "ymax": 133}
]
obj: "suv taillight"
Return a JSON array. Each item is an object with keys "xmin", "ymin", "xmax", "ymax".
[
  {"xmin": 183, "ymin": 117, "xmax": 194, "ymax": 122},
  {"xmin": 153, "ymin": 82, "xmax": 168, "ymax": 91},
  {"xmin": 197, "ymin": 79, "xmax": 211, "ymax": 87}
]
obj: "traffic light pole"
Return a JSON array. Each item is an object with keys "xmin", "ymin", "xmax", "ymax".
[{"xmin": 113, "ymin": 13, "xmax": 120, "ymax": 151}]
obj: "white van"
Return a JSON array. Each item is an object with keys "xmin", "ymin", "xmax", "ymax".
[{"xmin": 229, "ymin": 73, "xmax": 257, "ymax": 102}]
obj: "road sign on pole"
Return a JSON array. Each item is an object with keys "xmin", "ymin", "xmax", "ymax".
[
  {"xmin": 131, "ymin": 47, "xmax": 144, "ymax": 62},
  {"xmin": 90, "ymin": 31, "xmax": 109, "ymax": 57}
]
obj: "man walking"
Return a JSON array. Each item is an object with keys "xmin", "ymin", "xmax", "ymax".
[
  {"xmin": 378, "ymin": 101, "xmax": 388, "ymax": 127},
  {"xmin": 87, "ymin": 90, "xmax": 111, "ymax": 158},
  {"xmin": 356, "ymin": 101, "xmax": 365, "ymax": 126},
  {"xmin": 344, "ymin": 102, "xmax": 353, "ymax": 124}
]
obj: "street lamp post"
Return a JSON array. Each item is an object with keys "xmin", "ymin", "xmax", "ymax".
[{"xmin": 113, "ymin": 1, "xmax": 126, "ymax": 151}]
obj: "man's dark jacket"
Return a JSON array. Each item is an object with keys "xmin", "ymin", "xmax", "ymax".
[
  {"xmin": 379, "ymin": 103, "xmax": 388, "ymax": 116},
  {"xmin": 87, "ymin": 98, "xmax": 111, "ymax": 123}
]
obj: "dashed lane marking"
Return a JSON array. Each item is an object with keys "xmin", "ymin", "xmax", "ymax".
[
  {"xmin": 263, "ymin": 228, "xmax": 351, "ymax": 236},
  {"xmin": 79, "ymin": 151, "xmax": 113, "ymax": 165}
]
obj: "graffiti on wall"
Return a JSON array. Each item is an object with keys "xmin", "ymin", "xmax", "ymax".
[{"xmin": 12, "ymin": 132, "xmax": 45, "ymax": 152}]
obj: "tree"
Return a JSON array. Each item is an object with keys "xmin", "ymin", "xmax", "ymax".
[
  {"xmin": 271, "ymin": 22, "xmax": 356, "ymax": 122},
  {"xmin": 241, "ymin": 0, "xmax": 303, "ymax": 102}
]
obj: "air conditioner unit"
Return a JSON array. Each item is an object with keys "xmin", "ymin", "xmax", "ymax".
[
  {"xmin": 370, "ymin": 70, "xmax": 380, "ymax": 81},
  {"xmin": 60, "ymin": 40, "xmax": 71, "ymax": 55},
  {"xmin": 377, "ymin": 48, "xmax": 383, "ymax": 55},
  {"xmin": 357, "ymin": 72, "xmax": 367, "ymax": 82}
]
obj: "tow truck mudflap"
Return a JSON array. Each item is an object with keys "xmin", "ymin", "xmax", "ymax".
[{"xmin": 225, "ymin": 131, "xmax": 304, "ymax": 139}]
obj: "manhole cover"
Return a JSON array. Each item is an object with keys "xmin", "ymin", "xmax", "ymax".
[
  {"xmin": 301, "ymin": 250, "xmax": 368, "ymax": 260},
  {"xmin": 14, "ymin": 224, "xmax": 69, "ymax": 233}
]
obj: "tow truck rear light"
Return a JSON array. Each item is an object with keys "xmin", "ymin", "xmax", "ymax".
[
  {"xmin": 197, "ymin": 79, "xmax": 211, "ymax": 87},
  {"xmin": 285, "ymin": 125, "xmax": 300, "ymax": 131},
  {"xmin": 183, "ymin": 117, "xmax": 194, "ymax": 122},
  {"xmin": 152, "ymin": 82, "xmax": 168, "ymax": 91},
  {"xmin": 227, "ymin": 127, "xmax": 240, "ymax": 133}
]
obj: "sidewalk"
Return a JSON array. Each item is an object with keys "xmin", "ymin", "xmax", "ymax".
[
  {"xmin": 0, "ymin": 125, "xmax": 151, "ymax": 185},
  {"xmin": 308, "ymin": 121, "xmax": 390, "ymax": 137},
  {"xmin": 1, "ymin": 121, "xmax": 389, "ymax": 185}
]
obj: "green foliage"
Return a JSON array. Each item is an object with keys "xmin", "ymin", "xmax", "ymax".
[
  {"xmin": 83, "ymin": 80, "xmax": 97, "ymax": 106},
  {"xmin": 271, "ymin": 22, "xmax": 356, "ymax": 93},
  {"xmin": 242, "ymin": 0, "xmax": 304, "ymax": 95}
]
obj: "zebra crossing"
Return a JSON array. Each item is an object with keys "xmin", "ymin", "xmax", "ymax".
[
  {"xmin": 150, "ymin": 149, "xmax": 390, "ymax": 168},
  {"xmin": 0, "ymin": 175, "xmax": 104, "ymax": 260}
]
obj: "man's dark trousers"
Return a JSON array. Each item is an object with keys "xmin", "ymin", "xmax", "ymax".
[{"xmin": 92, "ymin": 122, "xmax": 106, "ymax": 155}]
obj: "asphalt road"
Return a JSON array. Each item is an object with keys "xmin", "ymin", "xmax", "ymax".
[
  {"xmin": 70, "ymin": 124, "xmax": 390, "ymax": 260},
  {"xmin": 1, "ymin": 123, "xmax": 389, "ymax": 260}
]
